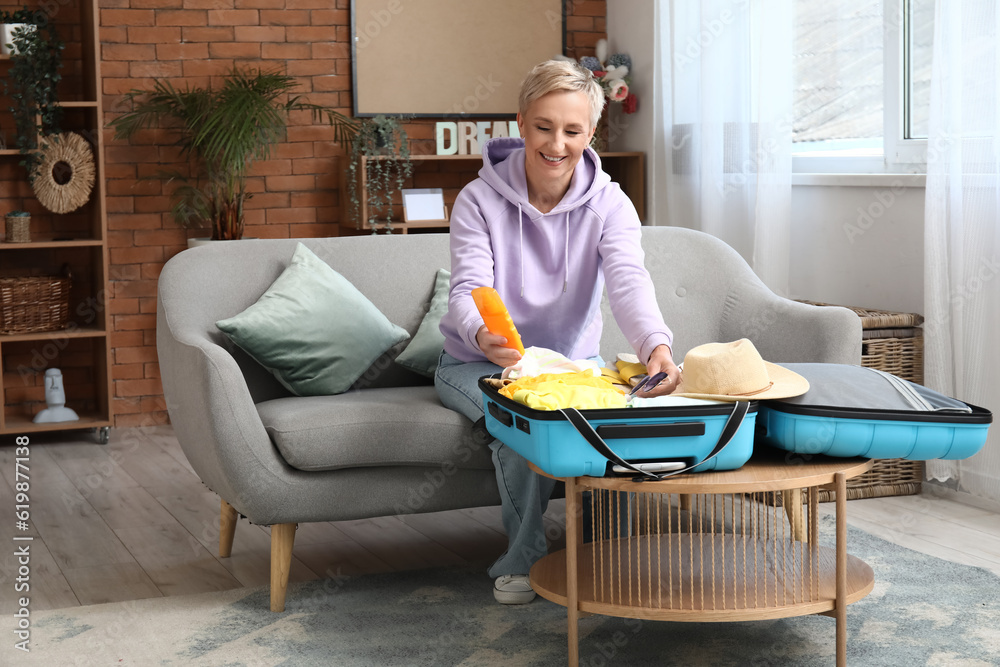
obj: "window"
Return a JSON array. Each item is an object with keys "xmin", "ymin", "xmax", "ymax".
[
  {"xmin": 884, "ymin": 0, "xmax": 934, "ymax": 167},
  {"xmin": 792, "ymin": 1, "xmax": 884, "ymax": 154},
  {"xmin": 904, "ymin": 0, "xmax": 935, "ymax": 140},
  {"xmin": 792, "ymin": 0, "xmax": 934, "ymax": 172}
]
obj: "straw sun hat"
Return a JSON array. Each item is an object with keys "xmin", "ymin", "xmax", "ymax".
[{"xmin": 672, "ymin": 339, "xmax": 809, "ymax": 401}]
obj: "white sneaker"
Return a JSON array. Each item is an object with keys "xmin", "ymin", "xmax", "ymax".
[{"xmin": 493, "ymin": 574, "xmax": 536, "ymax": 604}]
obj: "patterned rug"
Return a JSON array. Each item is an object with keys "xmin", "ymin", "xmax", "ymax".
[{"xmin": 8, "ymin": 518, "xmax": 1000, "ymax": 666}]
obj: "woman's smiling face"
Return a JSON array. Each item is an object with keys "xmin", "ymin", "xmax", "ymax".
[{"xmin": 517, "ymin": 90, "xmax": 595, "ymax": 192}]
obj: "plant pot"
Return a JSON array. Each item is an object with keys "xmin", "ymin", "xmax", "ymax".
[
  {"xmin": 1, "ymin": 23, "xmax": 35, "ymax": 56},
  {"xmin": 187, "ymin": 237, "xmax": 256, "ymax": 249},
  {"xmin": 4, "ymin": 215, "xmax": 30, "ymax": 243}
]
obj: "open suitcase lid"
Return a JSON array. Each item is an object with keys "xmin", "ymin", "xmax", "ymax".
[{"xmin": 762, "ymin": 363, "xmax": 992, "ymax": 424}]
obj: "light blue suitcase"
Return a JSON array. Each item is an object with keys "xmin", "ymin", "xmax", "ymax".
[{"xmin": 479, "ymin": 377, "xmax": 757, "ymax": 479}]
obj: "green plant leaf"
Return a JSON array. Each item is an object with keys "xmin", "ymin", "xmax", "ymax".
[{"xmin": 1, "ymin": 9, "xmax": 64, "ymax": 181}]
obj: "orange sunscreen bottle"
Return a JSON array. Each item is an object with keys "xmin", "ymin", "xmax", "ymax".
[{"xmin": 471, "ymin": 287, "xmax": 525, "ymax": 355}]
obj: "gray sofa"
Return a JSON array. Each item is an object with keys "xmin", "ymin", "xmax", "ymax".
[{"xmin": 156, "ymin": 226, "xmax": 860, "ymax": 611}]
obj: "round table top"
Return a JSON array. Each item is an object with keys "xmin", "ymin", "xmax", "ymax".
[{"xmin": 529, "ymin": 448, "xmax": 874, "ymax": 494}]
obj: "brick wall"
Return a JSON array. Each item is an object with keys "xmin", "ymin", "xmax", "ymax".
[{"xmin": 101, "ymin": 0, "xmax": 606, "ymax": 428}]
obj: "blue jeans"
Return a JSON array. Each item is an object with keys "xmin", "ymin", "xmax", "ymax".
[
  {"xmin": 435, "ymin": 351, "xmax": 553, "ymax": 577},
  {"xmin": 434, "ymin": 351, "xmax": 603, "ymax": 578}
]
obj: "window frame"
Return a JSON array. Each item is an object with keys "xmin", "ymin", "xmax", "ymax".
[
  {"xmin": 884, "ymin": 0, "xmax": 929, "ymax": 169},
  {"xmin": 792, "ymin": 0, "xmax": 929, "ymax": 174}
]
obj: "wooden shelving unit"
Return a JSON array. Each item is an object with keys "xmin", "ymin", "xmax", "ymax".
[
  {"xmin": 0, "ymin": 0, "xmax": 111, "ymax": 443},
  {"xmin": 339, "ymin": 151, "xmax": 646, "ymax": 235}
]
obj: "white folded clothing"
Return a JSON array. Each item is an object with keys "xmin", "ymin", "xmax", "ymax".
[
  {"xmin": 627, "ymin": 395, "xmax": 726, "ymax": 408},
  {"xmin": 501, "ymin": 346, "xmax": 601, "ymax": 380}
]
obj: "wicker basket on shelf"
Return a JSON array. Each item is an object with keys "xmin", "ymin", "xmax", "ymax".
[
  {"xmin": 4, "ymin": 213, "xmax": 31, "ymax": 243},
  {"xmin": 0, "ymin": 276, "xmax": 72, "ymax": 334},
  {"xmin": 797, "ymin": 301, "xmax": 925, "ymax": 500}
]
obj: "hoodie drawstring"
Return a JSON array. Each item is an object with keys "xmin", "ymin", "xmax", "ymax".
[
  {"xmin": 564, "ymin": 212, "xmax": 569, "ymax": 293},
  {"xmin": 518, "ymin": 204, "xmax": 524, "ymax": 298}
]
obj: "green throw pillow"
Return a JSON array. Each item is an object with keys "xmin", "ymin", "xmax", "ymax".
[
  {"xmin": 394, "ymin": 268, "xmax": 450, "ymax": 378},
  {"xmin": 216, "ymin": 243, "xmax": 410, "ymax": 396}
]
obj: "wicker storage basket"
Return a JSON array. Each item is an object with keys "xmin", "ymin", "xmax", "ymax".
[
  {"xmin": 0, "ymin": 276, "xmax": 72, "ymax": 334},
  {"xmin": 862, "ymin": 328, "xmax": 924, "ymax": 384},
  {"xmin": 797, "ymin": 301, "xmax": 926, "ymax": 500}
]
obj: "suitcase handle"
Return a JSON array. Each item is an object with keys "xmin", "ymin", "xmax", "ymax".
[
  {"xmin": 559, "ymin": 401, "xmax": 750, "ymax": 481},
  {"xmin": 487, "ymin": 400, "xmax": 513, "ymax": 427},
  {"xmin": 596, "ymin": 422, "xmax": 705, "ymax": 440}
]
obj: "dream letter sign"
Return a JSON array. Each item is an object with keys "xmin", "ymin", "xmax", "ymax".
[{"xmin": 436, "ymin": 121, "xmax": 521, "ymax": 155}]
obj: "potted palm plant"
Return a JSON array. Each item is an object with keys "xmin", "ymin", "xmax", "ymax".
[{"xmin": 108, "ymin": 66, "xmax": 358, "ymax": 241}]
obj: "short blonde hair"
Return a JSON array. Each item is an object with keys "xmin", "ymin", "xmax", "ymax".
[{"xmin": 518, "ymin": 59, "xmax": 605, "ymax": 131}]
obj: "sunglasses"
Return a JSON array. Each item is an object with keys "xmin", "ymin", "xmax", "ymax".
[{"xmin": 628, "ymin": 371, "xmax": 668, "ymax": 396}]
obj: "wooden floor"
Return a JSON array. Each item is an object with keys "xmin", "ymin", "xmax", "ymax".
[{"xmin": 2, "ymin": 425, "xmax": 999, "ymax": 613}]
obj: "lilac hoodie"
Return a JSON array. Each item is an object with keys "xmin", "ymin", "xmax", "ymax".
[{"xmin": 440, "ymin": 137, "xmax": 672, "ymax": 364}]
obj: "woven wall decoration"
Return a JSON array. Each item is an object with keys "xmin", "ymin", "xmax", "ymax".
[{"xmin": 32, "ymin": 132, "xmax": 97, "ymax": 214}]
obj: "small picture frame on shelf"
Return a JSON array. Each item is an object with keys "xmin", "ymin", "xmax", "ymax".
[{"xmin": 401, "ymin": 188, "xmax": 449, "ymax": 225}]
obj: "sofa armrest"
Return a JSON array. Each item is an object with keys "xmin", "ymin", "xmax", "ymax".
[
  {"xmin": 720, "ymin": 282, "xmax": 862, "ymax": 365},
  {"xmin": 156, "ymin": 301, "xmax": 296, "ymax": 521}
]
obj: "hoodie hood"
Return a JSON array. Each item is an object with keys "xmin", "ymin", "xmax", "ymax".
[
  {"xmin": 479, "ymin": 137, "xmax": 611, "ymax": 220},
  {"xmin": 479, "ymin": 137, "xmax": 611, "ymax": 296}
]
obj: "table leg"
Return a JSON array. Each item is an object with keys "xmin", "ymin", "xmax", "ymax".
[
  {"xmin": 566, "ymin": 477, "xmax": 580, "ymax": 667},
  {"xmin": 835, "ymin": 472, "xmax": 847, "ymax": 667}
]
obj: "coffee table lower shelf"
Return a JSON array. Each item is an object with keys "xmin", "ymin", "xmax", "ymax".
[{"xmin": 531, "ymin": 534, "xmax": 875, "ymax": 622}]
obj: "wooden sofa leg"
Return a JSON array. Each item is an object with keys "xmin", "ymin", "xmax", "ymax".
[
  {"xmin": 783, "ymin": 489, "xmax": 807, "ymax": 542},
  {"xmin": 220, "ymin": 499, "xmax": 238, "ymax": 558},
  {"xmin": 270, "ymin": 523, "xmax": 297, "ymax": 612},
  {"xmin": 679, "ymin": 494, "xmax": 692, "ymax": 512}
]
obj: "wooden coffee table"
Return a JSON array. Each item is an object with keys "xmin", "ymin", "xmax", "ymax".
[{"xmin": 529, "ymin": 451, "xmax": 875, "ymax": 667}]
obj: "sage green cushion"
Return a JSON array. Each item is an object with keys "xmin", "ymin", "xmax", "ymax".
[
  {"xmin": 394, "ymin": 268, "xmax": 450, "ymax": 377},
  {"xmin": 216, "ymin": 242, "xmax": 410, "ymax": 396}
]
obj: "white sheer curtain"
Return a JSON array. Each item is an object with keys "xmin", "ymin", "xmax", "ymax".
[
  {"xmin": 923, "ymin": 1, "xmax": 1000, "ymax": 502},
  {"xmin": 654, "ymin": 0, "xmax": 794, "ymax": 295}
]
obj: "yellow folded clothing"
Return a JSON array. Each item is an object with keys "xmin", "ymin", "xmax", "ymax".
[
  {"xmin": 600, "ymin": 366, "xmax": 623, "ymax": 383},
  {"xmin": 600, "ymin": 366, "xmax": 632, "ymax": 392},
  {"xmin": 499, "ymin": 372, "xmax": 626, "ymax": 411},
  {"xmin": 615, "ymin": 359, "xmax": 647, "ymax": 384}
]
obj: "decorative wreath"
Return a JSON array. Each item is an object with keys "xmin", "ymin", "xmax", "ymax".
[{"xmin": 32, "ymin": 132, "xmax": 96, "ymax": 214}]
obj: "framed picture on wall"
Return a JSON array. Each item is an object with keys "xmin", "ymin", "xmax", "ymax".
[{"xmin": 351, "ymin": 0, "xmax": 565, "ymax": 117}]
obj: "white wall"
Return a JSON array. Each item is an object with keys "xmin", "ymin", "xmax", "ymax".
[{"xmin": 789, "ymin": 179, "xmax": 925, "ymax": 314}]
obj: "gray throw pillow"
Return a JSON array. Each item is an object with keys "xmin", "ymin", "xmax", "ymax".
[
  {"xmin": 216, "ymin": 242, "xmax": 410, "ymax": 396},
  {"xmin": 394, "ymin": 268, "xmax": 450, "ymax": 377}
]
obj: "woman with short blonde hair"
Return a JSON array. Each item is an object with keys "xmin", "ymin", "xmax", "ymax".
[{"xmin": 436, "ymin": 59, "xmax": 678, "ymax": 605}]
